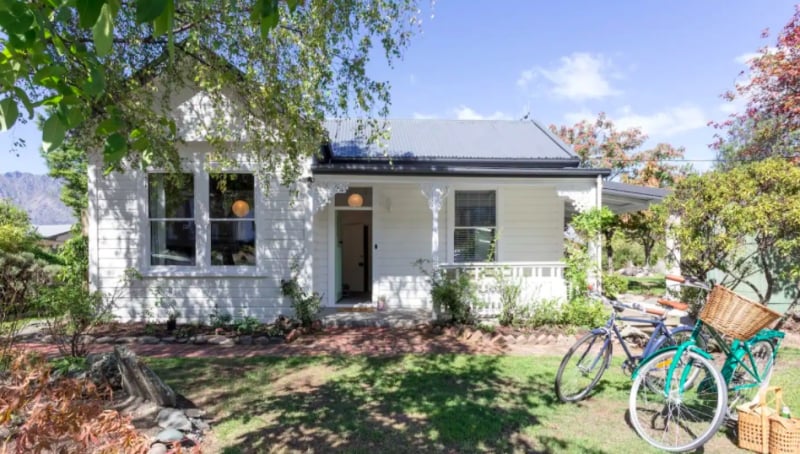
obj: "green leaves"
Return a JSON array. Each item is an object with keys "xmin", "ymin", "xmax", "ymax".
[
  {"xmin": 76, "ymin": 0, "xmax": 105, "ymax": 29},
  {"xmin": 152, "ymin": 0, "xmax": 173, "ymax": 37},
  {"xmin": 0, "ymin": 98, "xmax": 18, "ymax": 130},
  {"xmin": 42, "ymin": 115, "xmax": 66, "ymax": 153},
  {"xmin": 135, "ymin": 0, "xmax": 167, "ymax": 24},
  {"xmin": 92, "ymin": 3, "xmax": 114, "ymax": 56},
  {"xmin": 103, "ymin": 133, "xmax": 128, "ymax": 165},
  {"xmin": 255, "ymin": 0, "xmax": 280, "ymax": 38}
]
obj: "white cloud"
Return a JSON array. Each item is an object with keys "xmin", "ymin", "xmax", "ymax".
[
  {"xmin": 562, "ymin": 105, "xmax": 707, "ymax": 136},
  {"xmin": 518, "ymin": 52, "xmax": 621, "ymax": 101},
  {"xmin": 734, "ymin": 52, "xmax": 761, "ymax": 65},
  {"xmin": 453, "ymin": 106, "xmax": 512, "ymax": 121},
  {"xmin": 412, "ymin": 112, "xmax": 438, "ymax": 119},
  {"xmin": 614, "ymin": 105, "xmax": 707, "ymax": 137}
]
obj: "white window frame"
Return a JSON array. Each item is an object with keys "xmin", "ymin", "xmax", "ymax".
[
  {"xmin": 141, "ymin": 162, "xmax": 265, "ymax": 277},
  {"xmin": 448, "ymin": 187, "xmax": 499, "ymax": 263},
  {"xmin": 146, "ymin": 172, "xmax": 197, "ymax": 267}
]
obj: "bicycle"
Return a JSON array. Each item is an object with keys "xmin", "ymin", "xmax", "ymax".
[
  {"xmin": 628, "ymin": 274, "xmax": 785, "ymax": 452},
  {"xmin": 554, "ymin": 287, "xmax": 699, "ymax": 403}
]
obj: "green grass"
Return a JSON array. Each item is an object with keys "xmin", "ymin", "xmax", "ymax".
[
  {"xmin": 146, "ymin": 349, "xmax": 800, "ymax": 453},
  {"xmin": 623, "ymin": 276, "xmax": 666, "ymax": 296}
]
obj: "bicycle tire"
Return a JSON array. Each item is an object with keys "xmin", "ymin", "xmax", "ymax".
[
  {"xmin": 726, "ymin": 339, "xmax": 775, "ymax": 420},
  {"xmin": 629, "ymin": 350, "xmax": 727, "ymax": 452},
  {"xmin": 555, "ymin": 331, "xmax": 611, "ymax": 403}
]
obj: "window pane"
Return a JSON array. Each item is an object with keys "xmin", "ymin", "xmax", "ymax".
[
  {"xmin": 211, "ymin": 221, "xmax": 256, "ymax": 266},
  {"xmin": 455, "ymin": 191, "xmax": 496, "ymax": 227},
  {"xmin": 210, "ymin": 174, "xmax": 255, "ymax": 219},
  {"xmin": 454, "ymin": 228, "xmax": 495, "ymax": 262},
  {"xmin": 148, "ymin": 174, "xmax": 194, "ymax": 218},
  {"xmin": 150, "ymin": 221, "xmax": 196, "ymax": 265}
]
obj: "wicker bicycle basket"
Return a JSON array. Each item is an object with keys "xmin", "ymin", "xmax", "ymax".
[{"xmin": 699, "ymin": 285, "xmax": 781, "ymax": 341}]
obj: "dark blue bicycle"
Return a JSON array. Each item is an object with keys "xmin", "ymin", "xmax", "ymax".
[{"xmin": 555, "ymin": 289, "xmax": 699, "ymax": 402}]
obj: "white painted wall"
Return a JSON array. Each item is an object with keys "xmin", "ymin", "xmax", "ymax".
[
  {"xmin": 497, "ymin": 186, "xmax": 564, "ymax": 262},
  {"xmin": 91, "ymin": 148, "xmax": 308, "ymax": 323}
]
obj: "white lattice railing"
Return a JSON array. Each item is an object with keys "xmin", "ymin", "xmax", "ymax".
[{"xmin": 438, "ymin": 262, "xmax": 568, "ymax": 317}]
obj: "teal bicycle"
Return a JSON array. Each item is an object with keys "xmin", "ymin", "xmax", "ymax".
[{"xmin": 628, "ymin": 275, "xmax": 784, "ymax": 452}]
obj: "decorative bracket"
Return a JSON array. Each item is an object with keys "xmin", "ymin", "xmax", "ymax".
[
  {"xmin": 557, "ymin": 187, "xmax": 596, "ymax": 213},
  {"xmin": 311, "ymin": 182, "xmax": 349, "ymax": 214},
  {"xmin": 420, "ymin": 183, "xmax": 449, "ymax": 213}
]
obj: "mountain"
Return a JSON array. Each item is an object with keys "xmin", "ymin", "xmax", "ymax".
[{"xmin": 0, "ymin": 172, "xmax": 75, "ymax": 225}]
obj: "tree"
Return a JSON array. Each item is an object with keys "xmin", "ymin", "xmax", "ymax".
[
  {"xmin": 619, "ymin": 204, "xmax": 666, "ymax": 270},
  {"xmin": 0, "ymin": 0, "xmax": 422, "ymax": 180},
  {"xmin": 665, "ymin": 158, "xmax": 800, "ymax": 313},
  {"xmin": 714, "ymin": 6, "xmax": 800, "ymax": 165},
  {"xmin": 624, "ymin": 143, "xmax": 691, "ymax": 188},
  {"xmin": 549, "ymin": 112, "xmax": 647, "ymax": 181},
  {"xmin": 42, "ymin": 144, "xmax": 87, "ymax": 221}
]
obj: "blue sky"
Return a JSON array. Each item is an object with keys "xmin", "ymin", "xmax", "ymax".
[{"xmin": 2, "ymin": 1, "xmax": 797, "ymax": 174}]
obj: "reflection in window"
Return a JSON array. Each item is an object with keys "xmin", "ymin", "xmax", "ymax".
[
  {"xmin": 209, "ymin": 173, "xmax": 256, "ymax": 266},
  {"xmin": 454, "ymin": 190, "xmax": 496, "ymax": 263},
  {"xmin": 148, "ymin": 174, "xmax": 196, "ymax": 266}
]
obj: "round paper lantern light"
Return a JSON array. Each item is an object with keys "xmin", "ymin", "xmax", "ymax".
[
  {"xmin": 347, "ymin": 193, "xmax": 364, "ymax": 207},
  {"xmin": 231, "ymin": 200, "xmax": 250, "ymax": 217}
]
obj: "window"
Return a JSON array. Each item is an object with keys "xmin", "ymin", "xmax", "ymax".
[
  {"xmin": 454, "ymin": 190, "xmax": 496, "ymax": 262},
  {"xmin": 148, "ymin": 174, "xmax": 196, "ymax": 266},
  {"xmin": 209, "ymin": 173, "xmax": 256, "ymax": 266}
]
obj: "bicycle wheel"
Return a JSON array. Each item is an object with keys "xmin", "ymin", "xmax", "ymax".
[
  {"xmin": 629, "ymin": 350, "xmax": 727, "ymax": 452},
  {"xmin": 555, "ymin": 331, "xmax": 611, "ymax": 402},
  {"xmin": 726, "ymin": 339, "xmax": 775, "ymax": 420}
]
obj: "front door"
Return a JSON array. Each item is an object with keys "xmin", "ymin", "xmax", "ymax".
[{"xmin": 336, "ymin": 209, "xmax": 372, "ymax": 303}]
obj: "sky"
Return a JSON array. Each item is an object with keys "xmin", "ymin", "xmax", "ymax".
[{"xmin": 2, "ymin": 0, "xmax": 798, "ymax": 175}]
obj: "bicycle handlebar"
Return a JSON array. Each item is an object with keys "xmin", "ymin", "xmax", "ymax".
[{"xmin": 665, "ymin": 274, "xmax": 712, "ymax": 291}]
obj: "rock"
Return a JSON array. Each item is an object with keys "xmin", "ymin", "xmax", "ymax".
[
  {"xmin": 114, "ymin": 346, "xmax": 177, "ymax": 407},
  {"xmin": 184, "ymin": 408, "xmax": 207, "ymax": 418},
  {"xmin": 40, "ymin": 334, "xmax": 54, "ymax": 343},
  {"xmin": 148, "ymin": 443, "xmax": 168, "ymax": 454},
  {"xmin": 254, "ymin": 336, "xmax": 270, "ymax": 345},
  {"xmin": 491, "ymin": 333, "xmax": 508, "ymax": 346},
  {"xmin": 192, "ymin": 419, "xmax": 211, "ymax": 431},
  {"xmin": 161, "ymin": 336, "xmax": 176, "ymax": 343},
  {"xmin": 79, "ymin": 335, "xmax": 95, "ymax": 344},
  {"xmin": 115, "ymin": 336, "xmax": 138, "ymax": 344},
  {"xmin": 157, "ymin": 408, "xmax": 192, "ymax": 431},
  {"xmin": 620, "ymin": 325, "xmax": 647, "ymax": 340},
  {"xmin": 139, "ymin": 336, "xmax": 160, "ymax": 345},
  {"xmin": 95, "ymin": 336, "xmax": 116, "ymax": 344},
  {"xmin": 175, "ymin": 337, "xmax": 188, "ymax": 344},
  {"xmin": 237, "ymin": 335, "xmax": 253, "ymax": 345},
  {"xmin": 86, "ymin": 352, "xmax": 122, "ymax": 389},
  {"xmin": 190, "ymin": 335, "xmax": 207, "ymax": 345},
  {"xmin": 268, "ymin": 336, "xmax": 284, "ymax": 344},
  {"xmin": 153, "ymin": 428, "xmax": 184, "ymax": 443},
  {"xmin": 207, "ymin": 335, "xmax": 234, "ymax": 346}
]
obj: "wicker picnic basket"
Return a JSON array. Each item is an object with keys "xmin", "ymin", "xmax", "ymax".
[
  {"xmin": 738, "ymin": 387, "xmax": 781, "ymax": 453},
  {"xmin": 769, "ymin": 414, "xmax": 800, "ymax": 454},
  {"xmin": 699, "ymin": 285, "xmax": 781, "ymax": 341}
]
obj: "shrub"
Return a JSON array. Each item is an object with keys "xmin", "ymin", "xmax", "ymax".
[
  {"xmin": 561, "ymin": 296, "xmax": 607, "ymax": 328},
  {"xmin": 494, "ymin": 270, "xmax": 523, "ymax": 327},
  {"xmin": 601, "ymin": 273, "xmax": 628, "ymax": 298},
  {"xmin": 280, "ymin": 278, "xmax": 322, "ymax": 327},
  {"xmin": 526, "ymin": 298, "xmax": 564, "ymax": 328},
  {"xmin": 208, "ymin": 307, "xmax": 233, "ymax": 329},
  {"xmin": 234, "ymin": 316, "xmax": 262, "ymax": 335}
]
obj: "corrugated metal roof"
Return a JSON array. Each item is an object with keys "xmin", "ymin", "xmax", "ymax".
[
  {"xmin": 323, "ymin": 119, "xmax": 577, "ymax": 161},
  {"xmin": 34, "ymin": 224, "xmax": 73, "ymax": 239}
]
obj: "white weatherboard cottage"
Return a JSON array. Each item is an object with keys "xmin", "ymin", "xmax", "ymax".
[{"xmin": 88, "ymin": 111, "xmax": 665, "ymax": 322}]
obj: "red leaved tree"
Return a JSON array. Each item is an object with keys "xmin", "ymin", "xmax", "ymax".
[{"xmin": 714, "ymin": 6, "xmax": 800, "ymax": 166}]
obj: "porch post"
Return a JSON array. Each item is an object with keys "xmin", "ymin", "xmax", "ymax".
[
  {"xmin": 420, "ymin": 183, "xmax": 449, "ymax": 266},
  {"xmin": 308, "ymin": 182, "xmax": 349, "ymax": 305}
]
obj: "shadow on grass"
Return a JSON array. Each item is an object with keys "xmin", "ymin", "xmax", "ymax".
[{"xmin": 152, "ymin": 355, "xmax": 567, "ymax": 453}]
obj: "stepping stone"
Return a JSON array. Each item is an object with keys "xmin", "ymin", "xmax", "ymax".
[
  {"xmin": 157, "ymin": 408, "xmax": 192, "ymax": 431},
  {"xmin": 96, "ymin": 336, "xmax": 116, "ymax": 344}
]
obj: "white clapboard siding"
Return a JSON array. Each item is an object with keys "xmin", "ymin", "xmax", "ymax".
[
  {"xmin": 498, "ymin": 186, "xmax": 564, "ymax": 262},
  {"xmin": 372, "ymin": 184, "xmax": 434, "ymax": 309},
  {"xmin": 92, "ymin": 155, "xmax": 306, "ymax": 323}
]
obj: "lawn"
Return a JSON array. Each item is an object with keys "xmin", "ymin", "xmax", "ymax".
[{"xmin": 147, "ymin": 348, "xmax": 800, "ymax": 453}]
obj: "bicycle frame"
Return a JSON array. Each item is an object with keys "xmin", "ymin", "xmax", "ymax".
[
  {"xmin": 595, "ymin": 307, "xmax": 683, "ymax": 369},
  {"xmin": 633, "ymin": 320, "xmax": 784, "ymax": 398}
]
